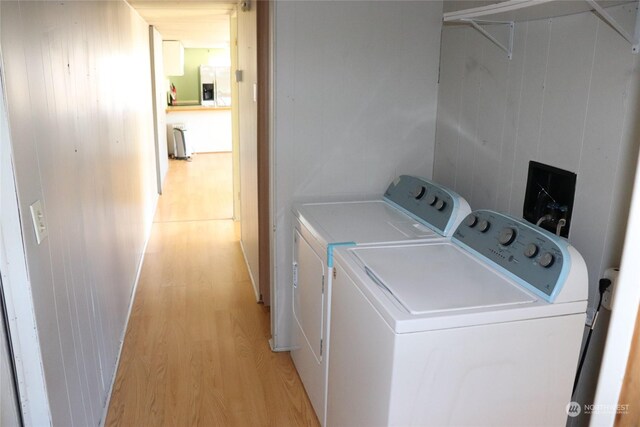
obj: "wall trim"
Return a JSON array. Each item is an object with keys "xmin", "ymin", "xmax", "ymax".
[{"xmin": 240, "ymin": 239, "xmax": 260, "ymax": 302}]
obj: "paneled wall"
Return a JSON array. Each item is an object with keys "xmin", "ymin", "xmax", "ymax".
[
  {"xmin": 237, "ymin": 3, "xmax": 260, "ymax": 299},
  {"xmin": 1, "ymin": 1, "xmax": 157, "ymax": 425},
  {"xmin": 272, "ymin": 0, "xmax": 444, "ymax": 349},
  {"xmin": 434, "ymin": 3, "xmax": 640, "ymax": 413}
]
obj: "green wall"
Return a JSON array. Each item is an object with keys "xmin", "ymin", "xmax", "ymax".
[{"xmin": 170, "ymin": 48, "xmax": 228, "ymax": 104}]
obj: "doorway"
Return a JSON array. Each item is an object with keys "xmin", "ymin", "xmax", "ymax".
[{"xmin": 130, "ymin": 1, "xmax": 267, "ymax": 304}]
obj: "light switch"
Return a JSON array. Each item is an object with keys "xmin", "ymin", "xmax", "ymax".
[
  {"xmin": 253, "ymin": 83, "xmax": 257, "ymax": 102},
  {"xmin": 29, "ymin": 200, "xmax": 48, "ymax": 244}
]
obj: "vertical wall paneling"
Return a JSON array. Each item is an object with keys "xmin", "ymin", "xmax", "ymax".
[
  {"xmin": 150, "ymin": 26, "xmax": 169, "ymax": 194},
  {"xmin": 508, "ymin": 19, "xmax": 552, "ymax": 215},
  {"xmin": 433, "ymin": 3, "xmax": 640, "ymax": 409},
  {"xmin": 0, "ymin": 45, "xmax": 51, "ymax": 426},
  {"xmin": 493, "ymin": 22, "xmax": 528, "ymax": 213},
  {"xmin": 469, "ymin": 25, "xmax": 510, "ymax": 210},
  {"xmin": 271, "ymin": 1, "xmax": 444, "ymax": 349},
  {"xmin": 238, "ymin": 2, "xmax": 260, "ymax": 300},
  {"xmin": 0, "ymin": 1, "xmax": 157, "ymax": 425}
]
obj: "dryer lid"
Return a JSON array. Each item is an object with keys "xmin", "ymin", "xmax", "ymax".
[
  {"xmin": 353, "ymin": 243, "xmax": 536, "ymax": 315},
  {"xmin": 296, "ymin": 200, "xmax": 439, "ymax": 244}
]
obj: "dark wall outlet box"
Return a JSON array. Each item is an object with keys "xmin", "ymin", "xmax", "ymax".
[{"xmin": 523, "ymin": 161, "xmax": 577, "ymax": 238}]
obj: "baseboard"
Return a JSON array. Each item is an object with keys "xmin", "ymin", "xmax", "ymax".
[
  {"xmin": 98, "ymin": 192, "xmax": 158, "ymax": 426},
  {"xmin": 269, "ymin": 338, "xmax": 293, "ymax": 352},
  {"xmin": 239, "ymin": 239, "xmax": 260, "ymax": 302}
]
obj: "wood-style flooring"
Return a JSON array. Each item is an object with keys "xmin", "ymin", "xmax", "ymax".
[{"xmin": 106, "ymin": 153, "xmax": 318, "ymax": 426}]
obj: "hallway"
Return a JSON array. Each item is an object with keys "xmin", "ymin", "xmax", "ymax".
[{"xmin": 106, "ymin": 153, "xmax": 318, "ymax": 426}]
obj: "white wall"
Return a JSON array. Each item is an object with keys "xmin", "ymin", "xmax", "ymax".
[
  {"xmin": 238, "ymin": 4, "xmax": 260, "ymax": 299},
  {"xmin": 433, "ymin": 3, "xmax": 640, "ymax": 416},
  {"xmin": 271, "ymin": 0, "xmax": 444, "ymax": 349},
  {"xmin": 150, "ymin": 26, "xmax": 169, "ymax": 193},
  {"xmin": 0, "ymin": 1, "xmax": 157, "ymax": 425}
]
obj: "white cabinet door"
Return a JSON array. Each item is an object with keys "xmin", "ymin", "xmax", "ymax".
[{"xmin": 293, "ymin": 230, "xmax": 325, "ymax": 361}]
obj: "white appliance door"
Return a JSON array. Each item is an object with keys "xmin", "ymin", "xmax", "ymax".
[{"xmin": 293, "ymin": 230, "xmax": 325, "ymax": 362}]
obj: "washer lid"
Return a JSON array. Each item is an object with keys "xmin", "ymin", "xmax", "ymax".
[
  {"xmin": 353, "ymin": 243, "xmax": 536, "ymax": 315},
  {"xmin": 296, "ymin": 200, "xmax": 439, "ymax": 244}
]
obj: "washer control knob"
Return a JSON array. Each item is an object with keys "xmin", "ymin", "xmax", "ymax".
[
  {"xmin": 498, "ymin": 228, "xmax": 516, "ymax": 246},
  {"xmin": 427, "ymin": 195, "xmax": 438, "ymax": 206},
  {"xmin": 466, "ymin": 215, "xmax": 478, "ymax": 227},
  {"xmin": 435, "ymin": 199, "xmax": 446, "ymax": 211},
  {"xmin": 411, "ymin": 185, "xmax": 426, "ymax": 200},
  {"xmin": 524, "ymin": 243, "xmax": 539, "ymax": 258},
  {"xmin": 477, "ymin": 219, "xmax": 490, "ymax": 233},
  {"xmin": 539, "ymin": 252, "xmax": 555, "ymax": 268}
]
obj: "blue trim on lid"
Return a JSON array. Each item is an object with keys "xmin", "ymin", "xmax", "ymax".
[{"xmin": 327, "ymin": 242, "xmax": 357, "ymax": 268}]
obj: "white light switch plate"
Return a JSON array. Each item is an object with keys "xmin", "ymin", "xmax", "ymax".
[{"xmin": 29, "ymin": 200, "xmax": 48, "ymax": 244}]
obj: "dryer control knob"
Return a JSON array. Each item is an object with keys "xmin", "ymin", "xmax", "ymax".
[
  {"xmin": 498, "ymin": 228, "xmax": 516, "ymax": 245},
  {"xmin": 435, "ymin": 199, "xmax": 446, "ymax": 211},
  {"xmin": 466, "ymin": 215, "xmax": 478, "ymax": 227},
  {"xmin": 539, "ymin": 252, "xmax": 555, "ymax": 268},
  {"xmin": 411, "ymin": 185, "xmax": 426, "ymax": 200},
  {"xmin": 524, "ymin": 243, "xmax": 539, "ymax": 258},
  {"xmin": 477, "ymin": 219, "xmax": 490, "ymax": 233},
  {"xmin": 427, "ymin": 195, "xmax": 438, "ymax": 206}
]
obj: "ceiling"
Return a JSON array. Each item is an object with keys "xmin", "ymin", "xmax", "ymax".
[{"xmin": 128, "ymin": 1, "xmax": 236, "ymax": 48}]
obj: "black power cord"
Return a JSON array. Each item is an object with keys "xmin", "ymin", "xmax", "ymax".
[{"xmin": 572, "ymin": 278, "xmax": 612, "ymax": 396}]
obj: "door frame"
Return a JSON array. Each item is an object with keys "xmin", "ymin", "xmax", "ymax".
[
  {"xmin": 591, "ymin": 147, "xmax": 640, "ymax": 425},
  {"xmin": 257, "ymin": 0, "xmax": 271, "ymax": 306}
]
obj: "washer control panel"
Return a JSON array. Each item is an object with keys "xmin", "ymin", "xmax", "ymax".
[
  {"xmin": 452, "ymin": 210, "xmax": 570, "ymax": 301},
  {"xmin": 384, "ymin": 175, "xmax": 461, "ymax": 235}
]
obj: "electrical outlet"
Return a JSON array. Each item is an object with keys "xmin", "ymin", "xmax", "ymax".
[
  {"xmin": 29, "ymin": 200, "xmax": 48, "ymax": 244},
  {"xmin": 601, "ymin": 268, "xmax": 619, "ymax": 311}
]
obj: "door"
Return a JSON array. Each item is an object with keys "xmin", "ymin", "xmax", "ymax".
[
  {"xmin": 149, "ymin": 26, "xmax": 169, "ymax": 194},
  {"xmin": 616, "ymin": 309, "xmax": 640, "ymax": 426},
  {"xmin": 293, "ymin": 230, "xmax": 325, "ymax": 361},
  {"xmin": 0, "ymin": 276, "xmax": 22, "ymax": 426}
]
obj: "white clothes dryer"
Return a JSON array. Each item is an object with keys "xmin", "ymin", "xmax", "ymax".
[
  {"xmin": 291, "ymin": 175, "xmax": 471, "ymax": 426},
  {"xmin": 327, "ymin": 209, "xmax": 588, "ymax": 427}
]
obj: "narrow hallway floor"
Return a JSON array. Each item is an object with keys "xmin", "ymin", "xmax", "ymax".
[{"xmin": 106, "ymin": 153, "xmax": 318, "ymax": 426}]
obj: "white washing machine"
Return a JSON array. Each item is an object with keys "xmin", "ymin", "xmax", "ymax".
[
  {"xmin": 291, "ymin": 175, "xmax": 471, "ymax": 426},
  {"xmin": 327, "ymin": 209, "xmax": 588, "ymax": 427}
]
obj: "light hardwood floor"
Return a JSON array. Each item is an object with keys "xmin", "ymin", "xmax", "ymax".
[{"xmin": 106, "ymin": 153, "xmax": 319, "ymax": 426}]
